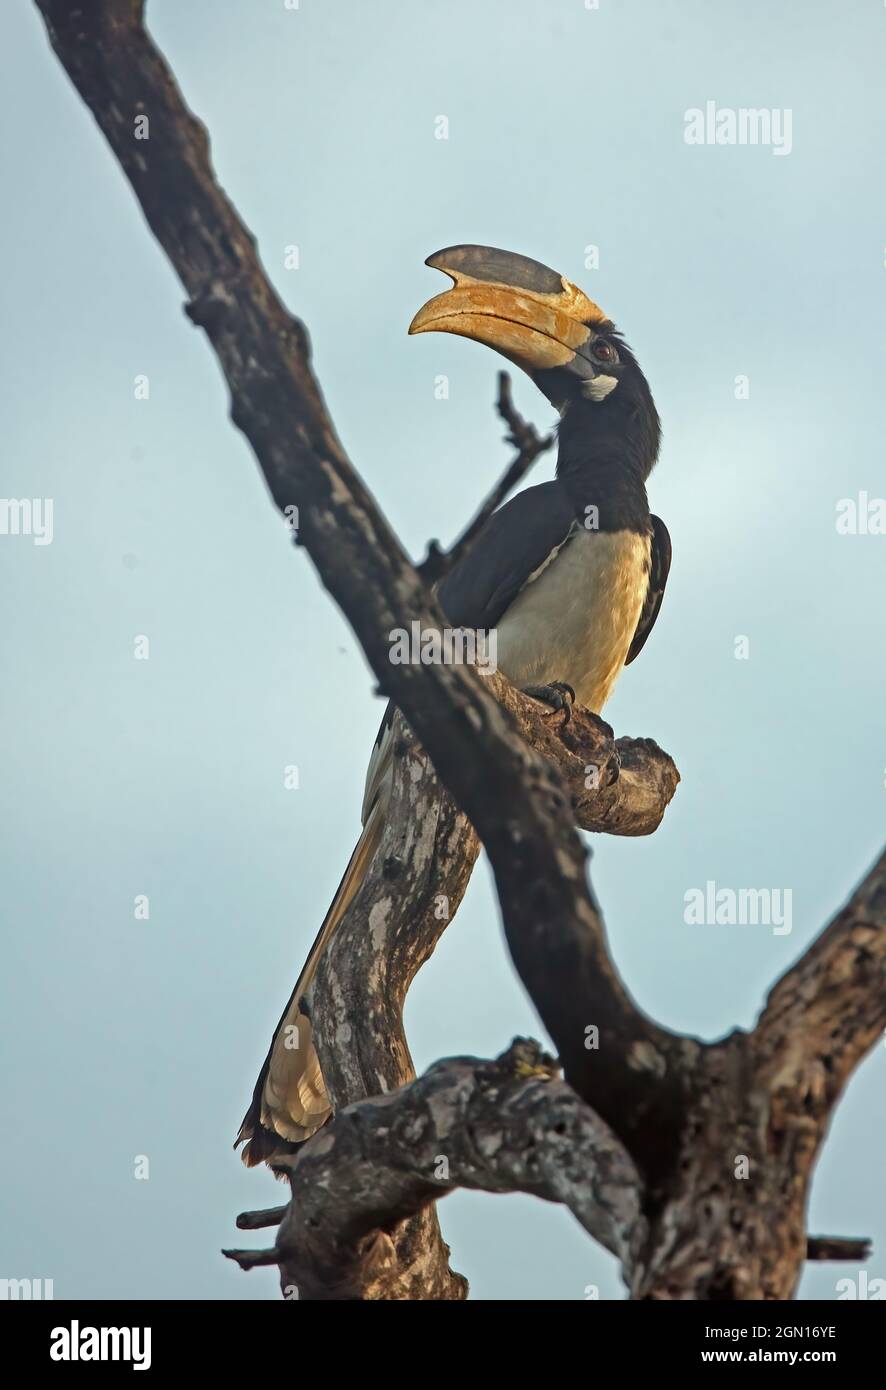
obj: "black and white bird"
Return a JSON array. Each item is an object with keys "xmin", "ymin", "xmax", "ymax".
[{"xmin": 237, "ymin": 245, "xmax": 670, "ymax": 1168}]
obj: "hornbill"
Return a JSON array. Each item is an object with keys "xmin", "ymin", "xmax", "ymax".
[{"xmin": 236, "ymin": 245, "xmax": 670, "ymax": 1168}]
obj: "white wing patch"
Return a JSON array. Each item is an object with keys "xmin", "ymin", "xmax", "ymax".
[{"xmin": 520, "ymin": 520, "xmax": 581, "ymax": 591}]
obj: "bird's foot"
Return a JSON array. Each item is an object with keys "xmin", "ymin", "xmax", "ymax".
[
  {"xmin": 513, "ymin": 1056, "xmax": 557, "ymax": 1081},
  {"xmin": 505, "ymin": 1038, "xmax": 561, "ymax": 1082},
  {"xmin": 521, "ymin": 681, "xmax": 576, "ymax": 726}
]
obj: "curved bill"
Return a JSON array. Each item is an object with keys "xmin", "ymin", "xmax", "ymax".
[{"xmin": 408, "ymin": 244, "xmax": 611, "ymax": 376}]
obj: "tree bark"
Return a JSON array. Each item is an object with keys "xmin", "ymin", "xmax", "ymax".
[
  {"xmin": 34, "ymin": 0, "xmax": 884, "ymax": 1303},
  {"xmin": 306, "ymin": 704, "xmax": 677, "ymax": 1295},
  {"xmin": 227, "ymin": 852, "xmax": 885, "ymax": 1301},
  {"xmin": 227, "ymin": 1041, "xmax": 643, "ymax": 1301}
]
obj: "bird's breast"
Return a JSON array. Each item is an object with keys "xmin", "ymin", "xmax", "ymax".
[{"xmin": 494, "ymin": 527, "xmax": 651, "ymax": 712}]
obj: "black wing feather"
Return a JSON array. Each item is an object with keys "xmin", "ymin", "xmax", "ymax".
[
  {"xmin": 438, "ymin": 481, "xmax": 576, "ymax": 629},
  {"xmin": 625, "ymin": 513, "xmax": 671, "ymax": 665}
]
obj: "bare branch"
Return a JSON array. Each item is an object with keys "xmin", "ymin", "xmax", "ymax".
[
  {"xmin": 806, "ymin": 1236, "xmax": 871, "ymax": 1262},
  {"xmin": 226, "ymin": 1044, "xmax": 873, "ymax": 1299},
  {"xmin": 221, "ymin": 1246, "xmax": 280, "ymax": 1271},
  {"xmin": 235, "ymin": 1206, "xmax": 287, "ymax": 1232},
  {"xmin": 252, "ymin": 1040, "xmax": 644, "ymax": 1301},
  {"xmin": 418, "ymin": 372, "xmax": 555, "ymax": 583},
  {"xmin": 486, "ymin": 672, "xmax": 679, "ymax": 838},
  {"xmin": 755, "ymin": 847, "xmax": 886, "ymax": 1096}
]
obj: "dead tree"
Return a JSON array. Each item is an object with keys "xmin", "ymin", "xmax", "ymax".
[{"xmin": 35, "ymin": 0, "xmax": 886, "ymax": 1301}]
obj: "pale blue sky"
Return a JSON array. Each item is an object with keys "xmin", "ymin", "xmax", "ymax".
[{"xmin": 1, "ymin": 0, "xmax": 884, "ymax": 1300}]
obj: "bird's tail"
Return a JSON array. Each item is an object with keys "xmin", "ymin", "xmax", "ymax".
[{"xmin": 236, "ymin": 710, "xmax": 394, "ymax": 1168}]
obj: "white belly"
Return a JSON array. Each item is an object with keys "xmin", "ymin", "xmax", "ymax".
[{"xmin": 495, "ymin": 528, "xmax": 651, "ymax": 712}]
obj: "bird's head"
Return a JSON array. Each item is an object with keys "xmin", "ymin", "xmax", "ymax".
[{"xmin": 409, "ymin": 244, "xmax": 660, "ymax": 476}]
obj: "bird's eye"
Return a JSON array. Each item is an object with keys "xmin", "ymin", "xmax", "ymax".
[{"xmin": 592, "ymin": 339, "xmax": 616, "ymax": 363}]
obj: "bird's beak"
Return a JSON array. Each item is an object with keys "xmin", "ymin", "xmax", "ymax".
[{"xmin": 408, "ymin": 245, "xmax": 611, "ymax": 378}]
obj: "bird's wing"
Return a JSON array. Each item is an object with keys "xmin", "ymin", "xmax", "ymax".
[
  {"xmin": 360, "ymin": 703, "xmax": 396, "ymax": 826},
  {"xmin": 438, "ymin": 481, "xmax": 577, "ymax": 629},
  {"xmin": 625, "ymin": 513, "xmax": 671, "ymax": 665}
]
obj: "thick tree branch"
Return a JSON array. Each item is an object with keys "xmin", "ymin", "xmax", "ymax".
[
  {"xmin": 755, "ymin": 848, "xmax": 886, "ymax": 1093},
  {"xmin": 224, "ymin": 1040, "xmax": 644, "ymax": 1300},
  {"xmin": 305, "ymin": 699, "xmax": 677, "ymax": 1287},
  {"xmin": 297, "ymin": 690, "xmax": 674, "ymax": 1290},
  {"xmin": 486, "ymin": 672, "xmax": 679, "ymax": 837},
  {"xmin": 225, "ymin": 1040, "xmax": 873, "ymax": 1301},
  {"xmin": 627, "ymin": 849, "xmax": 885, "ymax": 1299}
]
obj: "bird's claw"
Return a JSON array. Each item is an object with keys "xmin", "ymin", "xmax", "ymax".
[
  {"xmin": 522, "ymin": 681, "xmax": 576, "ymax": 726},
  {"xmin": 513, "ymin": 1057, "xmax": 556, "ymax": 1081}
]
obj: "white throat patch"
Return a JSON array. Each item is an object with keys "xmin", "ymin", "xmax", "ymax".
[{"xmin": 582, "ymin": 374, "xmax": 619, "ymax": 401}]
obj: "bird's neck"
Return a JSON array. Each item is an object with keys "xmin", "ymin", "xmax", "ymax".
[{"xmin": 556, "ymin": 416, "xmax": 652, "ymax": 533}]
